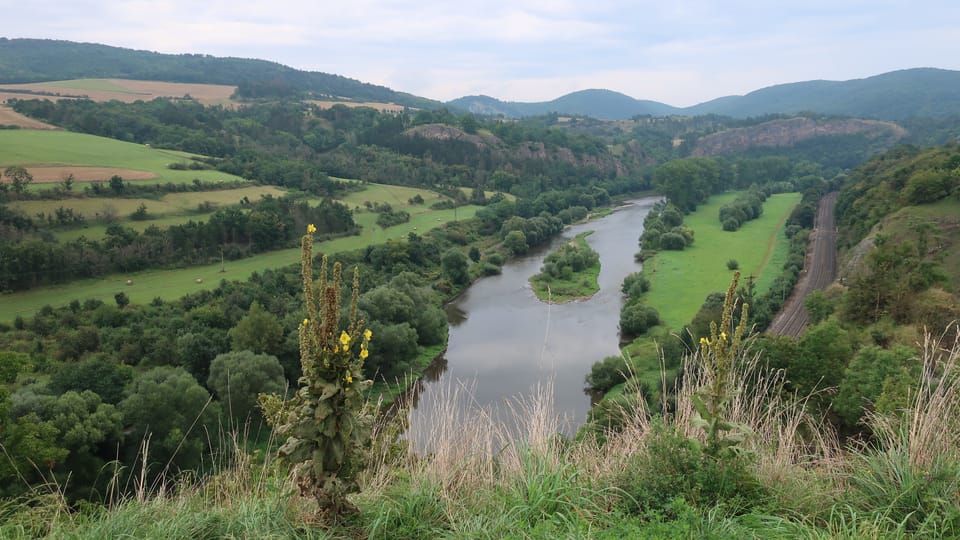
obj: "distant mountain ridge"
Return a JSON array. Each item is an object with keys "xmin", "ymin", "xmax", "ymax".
[
  {"xmin": 451, "ymin": 69, "xmax": 960, "ymax": 121},
  {"xmin": 2, "ymin": 38, "xmax": 959, "ymax": 121}
]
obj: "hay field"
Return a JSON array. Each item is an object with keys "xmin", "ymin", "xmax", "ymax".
[{"xmin": 0, "ymin": 79, "xmax": 237, "ymax": 106}]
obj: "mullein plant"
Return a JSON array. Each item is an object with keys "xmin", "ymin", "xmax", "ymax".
[
  {"xmin": 269, "ymin": 224, "xmax": 374, "ymax": 516},
  {"xmin": 692, "ymin": 271, "xmax": 753, "ymax": 458}
]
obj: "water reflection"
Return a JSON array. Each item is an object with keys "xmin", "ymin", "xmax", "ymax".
[{"xmin": 408, "ymin": 198, "xmax": 660, "ymax": 446}]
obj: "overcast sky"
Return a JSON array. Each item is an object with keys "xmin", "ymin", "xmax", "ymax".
[{"xmin": 5, "ymin": 0, "xmax": 960, "ymax": 106}]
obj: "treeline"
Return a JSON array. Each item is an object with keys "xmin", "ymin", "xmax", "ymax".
[
  {"xmin": 0, "ymin": 197, "xmax": 355, "ymax": 291},
  {"xmin": 637, "ymin": 201, "xmax": 694, "ymax": 255},
  {"xmin": 718, "ymin": 184, "xmax": 768, "ymax": 231}
]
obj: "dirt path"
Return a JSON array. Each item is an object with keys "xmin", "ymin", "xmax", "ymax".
[{"xmin": 767, "ymin": 192, "xmax": 838, "ymax": 337}]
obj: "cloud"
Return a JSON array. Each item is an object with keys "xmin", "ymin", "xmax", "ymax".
[{"xmin": 5, "ymin": 0, "xmax": 960, "ymax": 105}]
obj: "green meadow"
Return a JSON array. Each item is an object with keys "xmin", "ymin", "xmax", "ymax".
[
  {"xmin": 644, "ymin": 192, "xmax": 801, "ymax": 329},
  {"xmin": 0, "ymin": 130, "xmax": 245, "ymax": 185},
  {"xmin": 0, "ymin": 205, "xmax": 479, "ymax": 321}
]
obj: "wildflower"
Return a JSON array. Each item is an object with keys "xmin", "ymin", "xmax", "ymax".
[
  {"xmin": 699, "ymin": 337, "xmax": 710, "ymax": 346},
  {"xmin": 364, "ymin": 328, "xmax": 372, "ymax": 341},
  {"xmin": 340, "ymin": 331, "xmax": 351, "ymax": 346},
  {"xmin": 307, "ymin": 223, "xmax": 317, "ymax": 234},
  {"xmin": 345, "ymin": 372, "xmax": 353, "ymax": 384},
  {"xmin": 720, "ymin": 331, "xmax": 727, "ymax": 341},
  {"xmin": 302, "ymin": 318, "xmax": 309, "ymax": 326},
  {"xmin": 359, "ymin": 348, "xmax": 369, "ymax": 360}
]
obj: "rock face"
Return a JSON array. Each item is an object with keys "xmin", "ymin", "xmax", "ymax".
[
  {"xmin": 403, "ymin": 123, "xmax": 626, "ymax": 175},
  {"xmin": 690, "ymin": 117, "xmax": 908, "ymax": 156}
]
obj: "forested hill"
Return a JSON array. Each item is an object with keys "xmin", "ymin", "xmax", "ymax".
[
  {"xmin": 451, "ymin": 68, "xmax": 960, "ymax": 121},
  {"xmin": 448, "ymin": 89, "xmax": 680, "ymax": 119},
  {"xmin": 0, "ymin": 38, "xmax": 439, "ymax": 108},
  {"xmin": 687, "ymin": 68, "xmax": 960, "ymax": 120}
]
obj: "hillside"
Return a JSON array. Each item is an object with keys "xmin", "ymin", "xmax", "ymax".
[
  {"xmin": 449, "ymin": 69, "xmax": 960, "ymax": 121},
  {"xmin": 688, "ymin": 68, "xmax": 960, "ymax": 120},
  {"xmin": 5, "ymin": 39, "xmax": 960, "ymax": 123},
  {"xmin": 0, "ymin": 38, "xmax": 438, "ymax": 108}
]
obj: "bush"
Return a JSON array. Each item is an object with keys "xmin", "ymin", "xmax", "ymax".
[
  {"xmin": 620, "ymin": 303, "xmax": 660, "ymax": 337},
  {"xmin": 726, "ymin": 259, "xmax": 739, "ymax": 270},
  {"xmin": 585, "ymin": 355, "xmax": 630, "ymax": 394},
  {"xmin": 616, "ymin": 422, "xmax": 766, "ymax": 515}
]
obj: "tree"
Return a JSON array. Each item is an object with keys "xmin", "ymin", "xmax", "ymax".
[
  {"xmin": 47, "ymin": 357, "xmax": 132, "ymax": 404},
  {"xmin": 833, "ymin": 345, "xmax": 915, "ymax": 427},
  {"xmin": 207, "ymin": 351, "xmax": 286, "ymax": 425},
  {"xmin": 441, "ymin": 248, "xmax": 469, "ymax": 285},
  {"xmin": 109, "ymin": 174, "xmax": 124, "ymax": 194},
  {"xmin": 503, "ymin": 230, "xmax": 528, "ymax": 255},
  {"xmin": 119, "ymin": 366, "xmax": 221, "ymax": 479},
  {"xmin": 228, "ymin": 302, "xmax": 284, "ymax": 356},
  {"xmin": 3, "ymin": 166, "xmax": 33, "ymax": 194}
]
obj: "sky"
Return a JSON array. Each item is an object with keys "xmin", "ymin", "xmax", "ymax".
[{"xmin": 5, "ymin": 0, "xmax": 960, "ymax": 107}]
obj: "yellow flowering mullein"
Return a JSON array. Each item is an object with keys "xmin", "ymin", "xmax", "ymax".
[
  {"xmin": 275, "ymin": 223, "xmax": 375, "ymax": 515},
  {"xmin": 693, "ymin": 271, "xmax": 751, "ymax": 457}
]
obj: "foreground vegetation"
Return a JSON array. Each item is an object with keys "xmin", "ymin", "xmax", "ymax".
[{"xmin": 3, "ymin": 316, "xmax": 958, "ymax": 538}]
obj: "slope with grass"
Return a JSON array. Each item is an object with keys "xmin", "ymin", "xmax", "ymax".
[
  {"xmin": 644, "ymin": 192, "xmax": 802, "ymax": 328},
  {"xmin": 0, "ymin": 129, "xmax": 244, "ymax": 185}
]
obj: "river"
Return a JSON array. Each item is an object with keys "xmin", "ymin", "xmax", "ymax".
[{"xmin": 406, "ymin": 197, "xmax": 660, "ymax": 444}]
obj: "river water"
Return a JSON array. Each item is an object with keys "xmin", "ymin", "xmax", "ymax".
[{"xmin": 406, "ymin": 197, "xmax": 660, "ymax": 443}]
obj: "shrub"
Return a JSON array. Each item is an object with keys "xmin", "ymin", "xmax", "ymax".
[
  {"xmin": 616, "ymin": 422, "xmax": 766, "ymax": 515},
  {"xmin": 726, "ymin": 259, "xmax": 739, "ymax": 270}
]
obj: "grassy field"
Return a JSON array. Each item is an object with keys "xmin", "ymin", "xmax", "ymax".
[
  {"xmin": 0, "ymin": 130, "xmax": 245, "ymax": 185},
  {"xmin": 644, "ymin": 192, "xmax": 801, "ymax": 329},
  {"xmin": 0, "ymin": 205, "xmax": 479, "ymax": 321}
]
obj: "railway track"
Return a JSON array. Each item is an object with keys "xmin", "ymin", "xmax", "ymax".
[{"xmin": 767, "ymin": 191, "xmax": 838, "ymax": 337}]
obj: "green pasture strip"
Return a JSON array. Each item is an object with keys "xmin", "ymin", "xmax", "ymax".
[
  {"xmin": 645, "ymin": 192, "xmax": 801, "ymax": 329},
  {"xmin": 0, "ymin": 206, "xmax": 479, "ymax": 321},
  {"xmin": 13, "ymin": 186, "xmax": 286, "ymax": 226},
  {"xmin": 0, "ymin": 130, "xmax": 245, "ymax": 185},
  {"xmin": 338, "ymin": 183, "xmax": 447, "ymax": 209}
]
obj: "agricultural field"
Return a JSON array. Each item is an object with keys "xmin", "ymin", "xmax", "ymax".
[
  {"xmin": 644, "ymin": 192, "xmax": 802, "ymax": 329},
  {"xmin": 0, "ymin": 129, "xmax": 246, "ymax": 186},
  {"xmin": 0, "ymin": 78, "xmax": 237, "ymax": 106}
]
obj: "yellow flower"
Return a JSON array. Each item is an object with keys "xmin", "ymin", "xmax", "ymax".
[
  {"xmin": 720, "ymin": 331, "xmax": 727, "ymax": 341},
  {"xmin": 307, "ymin": 224, "xmax": 317, "ymax": 234},
  {"xmin": 359, "ymin": 348, "xmax": 369, "ymax": 360},
  {"xmin": 339, "ymin": 331, "xmax": 351, "ymax": 346},
  {"xmin": 699, "ymin": 337, "xmax": 710, "ymax": 346},
  {"xmin": 302, "ymin": 318, "xmax": 309, "ymax": 326},
  {"xmin": 364, "ymin": 329, "xmax": 372, "ymax": 341},
  {"xmin": 345, "ymin": 373, "xmax": 353, "ymax": 384}
]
